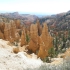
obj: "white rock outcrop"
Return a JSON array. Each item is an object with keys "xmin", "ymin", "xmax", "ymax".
[{"xmin": 0, "ymin": 39, "xmax": 70, "ymax": 70}]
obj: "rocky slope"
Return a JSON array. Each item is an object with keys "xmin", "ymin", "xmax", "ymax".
[
  {"xmin": 39, "ymin": 11, "xmax": 70, "ymax": 31},
  {"xmin": 0, "ymin": 12, "xmax": 38, "ymax": 25},
  {"xmin": 0, "ymin": 39, "xmax": 70, "ymax": 70}
]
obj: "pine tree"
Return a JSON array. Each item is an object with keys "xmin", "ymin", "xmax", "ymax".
[{"xmin": 55, "ymin": 36, "xmax": 58, "ymax": 51}]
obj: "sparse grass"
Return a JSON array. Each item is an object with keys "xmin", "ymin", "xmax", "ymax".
[
  {"xmin": 38, "ymin": 57, "xmax": 70, "ymax": 70},
  {"xmin": 26, "ymin": 34, "xmax": 30, "ymax": 43}
]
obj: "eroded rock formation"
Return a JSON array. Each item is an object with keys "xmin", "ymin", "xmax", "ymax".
[
  {"xmin": 36, "ymin": 20, "xmax": 42, "ymax": 36},
  {"xmin": 27, "ymin": 22, "xmax": 53, "ymax": 59},
  {"xmin": 0, "ymin": 30, "xmax": 4, "ymax": 39},
  {"xmin": 15, "ymin": 31, "xmax": 20, "ymax": 42},
  {"xmin": 4, "ymin": 23, "xmax": 10, "ymax": 40},
  {"xmin": 27, "ymin": 24, "xmax": 39, "ymax": 53},
  {"xmin": 37, "ymin": 44, "xmax": 48, "ymax": 59},
  {"xmin": 0, "ymin": 22, "xmax": 5, "ymax": 33},
  {"xmin": 14, "ymin": 19, "xmax": 21, "ymax": 29},
  {"xmin": 3, "ymin": 20, "xmax": 17, "ymax": 43},
  {"xmin": 0, "ymin": 18, "xmax": 53, "ymax": 59},
  {"xmin": 38, "ymin": 23, "xmax": 53, "ymax": 59},
  {"xmin": 21, "ymin": 27, "xmax": 27, "ymax": 47},
  {"xmin": 10, "ymin": 20, "xmax": 16, "ymax": 39}
]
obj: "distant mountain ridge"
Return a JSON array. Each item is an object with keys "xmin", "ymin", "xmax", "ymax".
[
  {"xmin": 0, "ymin": 11, "xmax": 70, "ymax": 30},
  {"xmin": 0, "ymin": 12, "xmax": 38, "ymax": 24},
  {"xmin": 39, "ymin": 11, "xmax": 70, "ymax": 31}
]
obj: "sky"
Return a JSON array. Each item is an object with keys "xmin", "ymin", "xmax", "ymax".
[{"xmin": 0, "ymin": 0, "xmax": 70, "ymax": 15}]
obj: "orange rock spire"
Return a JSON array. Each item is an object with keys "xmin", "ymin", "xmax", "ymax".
[
  {"xmin": 27, "ymin": 24, "xmax": 39, "ymax": 53},
  {"xmin": 21, "ymin": 27, "xmax": 27, "ymax": 46},
  {"xmin": 38, "ymin": 23, "xmax": 53, "ymax": 59}
]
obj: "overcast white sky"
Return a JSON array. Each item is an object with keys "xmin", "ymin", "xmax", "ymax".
[{"xmin": 0, "ymin": 0, "xmax": 70, "ymax": 15}]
